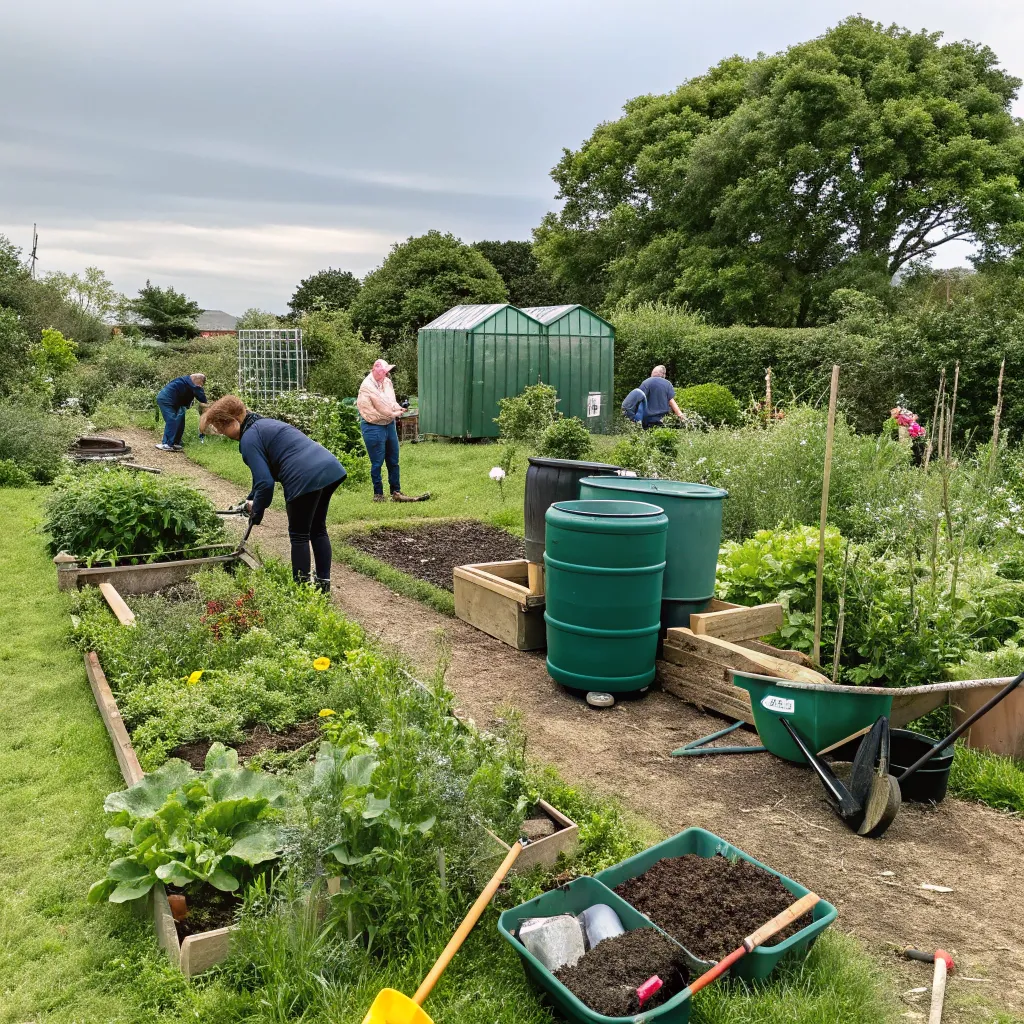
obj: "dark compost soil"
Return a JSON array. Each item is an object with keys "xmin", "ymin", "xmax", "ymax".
[
  {"xmin": 169, "ymin": 719, "xmax": 321, "ymax": 770},
  {"xmin": 346, "ymin": 521, "xmax": 524, "ymax": 591},
  {"xmin": 554, "ymin": 928, "xmax": 689, "ymax": 1018},
  {"xmin": 170, "ymin": 886, "xmax": 241, "ymax": 940},
  {"xmin": 613, "ymin": 854, "xmax": 813, "ymax": 962}
]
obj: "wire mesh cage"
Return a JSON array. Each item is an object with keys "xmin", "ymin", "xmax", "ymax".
[{"xmin": 237, "ymin": 329, "xmax": 307, "ymax": 401}]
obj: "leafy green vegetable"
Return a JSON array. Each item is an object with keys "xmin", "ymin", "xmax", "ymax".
[{"xmin": 89, "ymin": 743, "xmax": 289, "ymax": 905}]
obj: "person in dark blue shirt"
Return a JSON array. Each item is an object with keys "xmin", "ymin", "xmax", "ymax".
[
  {"xmin": 155, "ymin": 373, "xmax": 208, "ymax": 450},
  {"xmin": 637, "ymin": 365, "xmax": 687, "ymax": 429},
  {"xmin": 200, "ymin": 395, "xmax": 346, "ymax": 592}
]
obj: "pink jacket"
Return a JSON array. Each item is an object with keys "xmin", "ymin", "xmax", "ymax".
[{"xmin": 357, "ymin": 372, "xmax": 402, "ymax": 425}]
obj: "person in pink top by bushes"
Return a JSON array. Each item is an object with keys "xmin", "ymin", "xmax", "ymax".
[{"xmin": 356, "ymin": 358, "xmax": 428, "ymax": 503}]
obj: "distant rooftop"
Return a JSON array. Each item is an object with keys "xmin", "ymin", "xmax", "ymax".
[{"xmin": 197, "ymin": 309, "xmax": 238, "ymax": 331}]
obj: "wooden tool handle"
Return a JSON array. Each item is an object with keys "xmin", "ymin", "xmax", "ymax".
[
  {"xmin": 687, "ymin": 893, "xmax": 820, "ymax": 996},
  {"xmin": 412, "ymin": 840, "xmax": 524, "ymax": 1005},
  {"xmin": 928, "ymin": 957, "xmax": 948, "ymax": 1024},
  {"xmin": 744, "ymin": 892, "xmax": 820, "ymax": 951}
]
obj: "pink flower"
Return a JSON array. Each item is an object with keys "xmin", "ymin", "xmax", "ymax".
[{"xmin": 908, "ymin": 422, "xmax": 925, "ymax": 439}]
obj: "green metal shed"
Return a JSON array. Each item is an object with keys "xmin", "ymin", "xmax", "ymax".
[
  {"xmin": 522, "ymin": 304, "xmax": 615, "ymax": 434},
  {"xmin": 418, "ymin": 304, "xmax": 545, "ymax": 438}
]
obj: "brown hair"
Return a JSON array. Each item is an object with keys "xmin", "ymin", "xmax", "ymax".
[{"xmin": 200, "ymin": 395, "xmax": 247, "ymax": 435}]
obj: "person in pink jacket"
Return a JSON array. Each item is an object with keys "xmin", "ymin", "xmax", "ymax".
[{"xmin": 356, "ymin": 358, "xmax": 421, "ymax": 502}]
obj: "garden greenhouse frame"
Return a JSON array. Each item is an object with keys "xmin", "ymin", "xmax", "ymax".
[{"xmin": 237, "ymin": 329, "xmax": 307, "ymax": 401}]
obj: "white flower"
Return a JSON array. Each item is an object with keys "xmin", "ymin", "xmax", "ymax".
[
  {"xmin": 799, "ymin": 439, "xmax": 808, "ymax": 446},
  {"xmin": 489, "ymin": 467, "xmax": 506, "ymax": 481}
]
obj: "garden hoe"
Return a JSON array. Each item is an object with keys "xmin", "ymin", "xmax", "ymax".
[
  {"xmin": 901, "ymin": 948, "xmax": 954, "ymax": 1024},
  {"xmin": 362, "ymin": 837, "xmax": 529, "ymax": 1024}
]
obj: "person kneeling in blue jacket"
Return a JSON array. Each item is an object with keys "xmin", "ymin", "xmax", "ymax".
[{"xmin": 200, "ymin": 395, "xmax": 346, "ymax": 592}]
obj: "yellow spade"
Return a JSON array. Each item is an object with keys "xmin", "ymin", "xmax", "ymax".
[{"xmin": 362, "ymin": 840, "xmax": 526, "ymax": 1024}]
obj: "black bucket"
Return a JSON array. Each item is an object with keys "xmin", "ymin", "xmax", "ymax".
[
  {"xmin": 523, "ymin": 457, "xmax": 619, "ymax": 564},
  {"xmin": 891, "ymin": 729, "xmax": 955, "ymax": 803}
]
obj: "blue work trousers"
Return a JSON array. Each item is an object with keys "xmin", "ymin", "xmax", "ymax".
[
  {"xmin": 360, "ymin": 420, "xmax": 401, "ymax": 495},
  {"xmin": 158, "ymin": 400, "xmax": 186, "ymax": 446}
]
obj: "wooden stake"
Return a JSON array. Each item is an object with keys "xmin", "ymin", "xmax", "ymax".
[
  {"xmin": 946, "ymin": 360, "xmax": 959, "ymax": 459},
  {"xmin": 831, "ymin": 539, "xmax": 851, "ymax": 684},
  {"xmin": 990, "ymin": 357, "xmax": 1005, "ymax": 476},
  {"xmin": 765, "ymin": 366, "xmax": 772, "ymax": 423},
  {"xmin": 813, "ymin": 365, "xmax": 840, "ymax": 666},
  {"xmin": 923, "ymin": 368, "xmax": 945, "ymax": 472}
]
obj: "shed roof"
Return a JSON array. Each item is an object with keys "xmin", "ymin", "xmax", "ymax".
[
  {"xmin": 520, "ymin": 304, "xmax": 613, "ymax": 329},
  {"xmin": 197, "ymin": 309, "xmax": 239, "ymax": 331},
  {"xmin": 420, "ymin": 303, "xmax": 545, "ymax": 331}
]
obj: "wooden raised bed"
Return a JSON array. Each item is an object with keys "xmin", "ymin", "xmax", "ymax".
[
  {"xmin": 484, "ymin": 799, "xmax": 578, "ymax": 874},
  {"xmin": 84, "ymin": 651, "xmax": 234, "ymax": 977},
  {"xmin": 57, "ymin": 544, "xmax": 259, "ymax": 593},
  {"xmin": 454, "ymin": 559, "xmax": 546, "ymax": 651}
]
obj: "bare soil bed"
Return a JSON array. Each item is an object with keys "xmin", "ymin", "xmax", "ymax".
[
  {"xmin": 346, "ymin": 521, "xmax": 524, "ymax": 591},
  {"xmin": 555, "ymin": 927, "xmax": 689, "ymax": 1017},
  {"xmin": 169, "ymin": 719, "xmax": 321, "ymax": 770},
  {"xmin": 171, "ymin": 887, "xmax": 240, "ymax": 941},
  {"xmin": 612, "ymin": 853, "xmax": 812, "ymax": 961}
]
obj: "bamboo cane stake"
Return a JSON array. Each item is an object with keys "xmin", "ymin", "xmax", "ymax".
[
  {"xmin": 946, "ymin": 360, "xmax": 960, "ymax": 460},
  {"xmin": 813, "ymin": 365, "xmax": 840, "ymax": 666},
  {"xmin": 923, "ymin": 368, "xmax": 945, "ymax": 472},
  {"xmin": 765, "ymin": 366, "xmax": 772, "ymax": 424},
  {"xmin": 989, "ymin": 356, "xmax": 1006, "ymax": 476}
]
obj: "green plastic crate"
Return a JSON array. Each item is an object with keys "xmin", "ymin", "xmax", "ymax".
[
  {"xmin": 594, "ymin": 828, "xmax": 837, "ymax": 981},
  {"xmin": 497, "ymin": 876, "xmax": 700, "ymax": 1023},
  {"xmin": 732, "ymin": 671, "xmax": 894, "ymax": 764}
]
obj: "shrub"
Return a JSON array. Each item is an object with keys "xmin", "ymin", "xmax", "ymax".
[
  {"xmin": 254, "ymin": 392, "xmax": 369, "ymax": 483},
  {"xmin": 43, "ymin": 467, "xmax": 225, "ymax": 561},
  {"xmin": 676, "ymin": 383, "xmax": 740, "ymax": 426},
  {"xmin": 495, "ymin": 383, "xmax": 559, "ymax": 444},
  {"xmin": 0, "ymin": 400, "xmax": 86, "ymax": 482},
  {"xmin": 0, "ymin": 458, "xmax": 32, "ymax": 487},
  {"xmin": 538, "ymin": 417, "xmax": 593, "ymax": 460},
  {"xmin": 608, "ymin": 425, "xmax": 674, "ymax": 477}
]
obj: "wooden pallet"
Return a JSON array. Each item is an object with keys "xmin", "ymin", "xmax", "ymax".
[{"xmin": 454, "ymin": 559, "xmax": 546, "ymax": 650}]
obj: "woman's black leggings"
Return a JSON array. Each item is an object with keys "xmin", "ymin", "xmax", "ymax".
[{"xmin": 285, "ymin": 479, "xmax": 341, "ymax": 591}]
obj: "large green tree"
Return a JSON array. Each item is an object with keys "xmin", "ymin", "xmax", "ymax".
[
  {"xmin": 470, "ymin": 240, "xmax": 566, "ymax": 307},
  {"xmin": 535, "ymin": 17, "xmax": 1024, "ymax": 325},
  {"xmin": 42, "ymin": 267, "xmax": 121, "ymax": 321},
  {"xmin": 128, "ymin": 281, "xmax": 202, "ymax": 344},
  {"xmin": 288, "ymin": 268, "xmax": 361, "ymax": 316},
  {"xmin": 350, "ymin": 231, "xmax": 508, "ymax": 351}
]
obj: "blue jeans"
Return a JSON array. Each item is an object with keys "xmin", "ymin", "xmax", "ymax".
[
  {"xmin": 158, "ymin": 400, "xmax": 186, "ymax": 446},
  {"xmin": 360, "ymin": 421, "xmax": 400, "ymax": 495}
]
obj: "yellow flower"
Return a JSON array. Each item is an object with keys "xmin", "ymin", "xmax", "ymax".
[
  {"xmin": 187, "ymin": 670, "xmax": 204, "ymax": 685},
  {"xmin": 313, "ymin": 657, "xmax": 331, "ymax": 671},
  {"xmin": 318, "ymin": 709, "xmax": 336, "ymax": 718}
]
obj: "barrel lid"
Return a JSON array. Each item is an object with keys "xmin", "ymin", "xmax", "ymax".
[
  {"xmin": 551, "ymin": 499, "xmax": 666, "ymax": 518},
  {"xmin": 527, "ymin": 457, "xmax": 620, "ymax": 472},
  {"xmin": 579, "ymin": 476, "xmax": 728, "ymax": 500}
]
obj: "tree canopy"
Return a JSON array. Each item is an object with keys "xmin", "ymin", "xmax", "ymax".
[
  {"xmin": 350, "ymin": 231, "xmax": 508, "ymax": 351},
  {"xmin": 535, "ymin": 17, "xmax": 1024, "ymax": 326},
  {"xmin": 288, "ymin": 268, "xmax": 361, "ymax": 316},
  {"xmin": 128, "ymin": 281, "xmax": 202, "ymax": 344},
  {"xmin": 43, "ymin": 267, "xmax": 121, "ymax": 321},
  {"xmin": 470, "ymin": 240, "xmax": 565, "ymax": 307}
]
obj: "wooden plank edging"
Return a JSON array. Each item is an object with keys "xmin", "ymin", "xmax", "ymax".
[{"xmin": 98, "ymin": 582, "xmax": 136, "ymax": 627}]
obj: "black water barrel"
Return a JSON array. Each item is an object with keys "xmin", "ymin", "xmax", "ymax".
[
  {"xmin": 890, "ymin": 729, "xmax": 955, "ymax": 803},
  {"xmin": 523, "ymin": 457, "xmax": 620, "ymax": 563}
]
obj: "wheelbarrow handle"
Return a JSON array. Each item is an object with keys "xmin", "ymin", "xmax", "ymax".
[
  {"xmin": 897, "ymin": 668, "xmax": 1024, "ymax": 782},
  {"xmin": 412, "ymin": 839, "xmax": 526, "ymax": 1006}
]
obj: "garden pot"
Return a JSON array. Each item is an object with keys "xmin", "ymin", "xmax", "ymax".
[
  {"xmin": 952, "ymin": 682, "xmax": 1024, "ymax": 758},
  {"xmin": 889, "ymin": 730, "xmax": 954, "ymax": 803}
]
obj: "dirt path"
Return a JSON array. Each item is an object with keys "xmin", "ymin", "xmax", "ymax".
[{"xmin": 114, "ymin": 428, "xmax": 1024, "ymax": 1015}]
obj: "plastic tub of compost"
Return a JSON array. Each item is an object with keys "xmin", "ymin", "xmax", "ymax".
[
  {"xmin": 594, "ymin": 828, "xmax": 837, "ymax": 981},
  {"xmin": 498, "ymin": 876, "xmax": 700, "ymax": 1023}
]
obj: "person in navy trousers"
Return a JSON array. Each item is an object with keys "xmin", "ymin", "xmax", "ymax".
[
  {"xmin": 155, "ymin": 373, "xmax": 208, "ymax": 450},
  {"xmin": 200, "ymin": 395, "xmax": 346, "ymax": 592}
]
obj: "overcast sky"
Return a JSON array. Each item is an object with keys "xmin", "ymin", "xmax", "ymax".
[{"xmin": 2, "ymin": 0, "xmax": 1022, "ymax": 314}]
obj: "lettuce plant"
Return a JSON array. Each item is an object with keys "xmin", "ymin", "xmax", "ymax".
[{"xmin": 88, "ymin": 743, "xmax": 289, "ymax": 904}]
